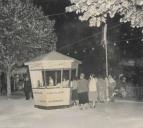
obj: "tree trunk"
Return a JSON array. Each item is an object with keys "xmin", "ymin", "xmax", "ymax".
[{"xmin": 6, "ymin": 68, "xmax": 11, "ymax": 97}]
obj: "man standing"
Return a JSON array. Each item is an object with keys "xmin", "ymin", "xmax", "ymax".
[
  {"xmin": 24, "ymin": 76, "xmax": 33, "ymax": 100},
  {"xmin": 77, "ymin": 73, "xmax": 89, "ymax": 109}
]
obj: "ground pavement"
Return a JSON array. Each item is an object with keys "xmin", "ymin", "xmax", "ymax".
[{"xmin": 0, "ymin": 96, "xmax": 143, "ymax": 128}]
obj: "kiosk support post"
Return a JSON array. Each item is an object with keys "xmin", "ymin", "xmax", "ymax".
[
  {"xmin": 43, "ymin": 70, "xmax": 47, "ymax": 86},
  {"xmin": 76, "ymin": 67, "xmax": 78, "ymax": 77},
  {"xmin": 55, "ymin": 71, "xmax": 57, "ymax": 85},
  {"xmin": 69, "ymin": 69, "xmax": 72, "ymax": 87},
  {"xmin": 69, "ymin": 69, "xmax": 71, "ymax": 81},
  {"xmin": 61, "ymin": 70, "xmax": 63, "ymax": 84}
]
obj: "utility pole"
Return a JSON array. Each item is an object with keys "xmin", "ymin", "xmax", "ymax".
[
  {"xmin": 103, "ymin": 23, "xmax": 109, "ymax": 101},
  {"xmin": 103, "ymin": 23, "xmax": 109, "ymax": 77}
]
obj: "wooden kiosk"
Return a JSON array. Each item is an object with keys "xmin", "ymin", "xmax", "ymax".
[{"xmin": 25, "ymin": 51, "xmax": 81, "ymax": 108}]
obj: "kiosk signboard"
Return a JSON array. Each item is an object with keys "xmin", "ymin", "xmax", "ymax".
[{"xmin": 33, "ymin": 88, "xmax": 71, "ymax": 107}]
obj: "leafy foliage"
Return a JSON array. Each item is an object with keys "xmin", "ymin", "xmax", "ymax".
[
  {"xmin": 66, "ymin": 0, "xmax": 143, "ymax": 28},
  {"xmin": 0, "ymin": 0, "xmax": 57, "ymax": 71}
]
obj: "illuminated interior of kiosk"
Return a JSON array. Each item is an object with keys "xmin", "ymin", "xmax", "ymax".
[{"xmin": 37, "ymin": 69, "xmax": 76, "ymax": 87}]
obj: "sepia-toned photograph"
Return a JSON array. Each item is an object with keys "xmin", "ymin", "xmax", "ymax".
[{"xmin": 0, "ymin": 0, "xmax": 143, "ymax": 128}]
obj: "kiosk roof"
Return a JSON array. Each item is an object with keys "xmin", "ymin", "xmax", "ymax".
[{"xmin": 25, "ymin": 51, "xmax": 81, "ymax": 64}]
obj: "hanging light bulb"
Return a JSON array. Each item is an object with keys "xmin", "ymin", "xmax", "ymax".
[
  {"xmin": 124, "ymin": 33, "xmax": 127, "ymax": 36},
  {"xmin": 92, "ymin": 47, "xmax": 95, "ymax": 51},
  {"xmin": 83, "ymin": 49, "xmax": 86, "ymax": 53},
  {"xmin": 141, "ymin": 38, "xmax": 143, "ymax": 42},
  {"xmin": 114, "ymin": 43, "xmax": 117, "ymax": 46},
  {"xmin": 121, "ymin": 36, "xmax": 124, "ymax": 39},
  {"xmin": 74, "ymin": 51, "xmax": 77, "ymax": 54},
  {"xmin": 126, "ymin": 41, "xmax": 129, "ymax": 44}
]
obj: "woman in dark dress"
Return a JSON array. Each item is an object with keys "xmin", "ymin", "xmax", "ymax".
[{"xmin": 77, "ymin": 73, "xmax": 89, "ymax": 109}]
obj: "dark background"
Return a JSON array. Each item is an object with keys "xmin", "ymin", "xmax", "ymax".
[{"xmin": 33, "ymin": 0, "xmax": 143, "ymax": 77}]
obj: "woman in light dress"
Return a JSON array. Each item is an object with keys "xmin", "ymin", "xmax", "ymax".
[
  {"xmin": 88, "ymin": 74, "xmax": 97, "ymax": 108},
  {"xmin": 97, "ymin": 75, "xmax": 107, "ymax": 103},
  {"xmin": 108, "ymin": 75, "xmax": 116, "ymax": 101}
]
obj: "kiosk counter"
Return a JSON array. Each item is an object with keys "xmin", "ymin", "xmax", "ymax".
[{"xmin": 33, "ymin": 87, "xmax": 71, "ymax": 107}]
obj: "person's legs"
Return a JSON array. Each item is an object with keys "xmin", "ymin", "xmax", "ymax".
[
  {"xmin": 72, "ymin": 100, "xmax": 77, "ymax": 106},
  {"xmin": 89, "ymin": 101, "xmax": 92, "ymax": 108},
  {"xmin": 84, "ymin": 92, "xmax": 89, "ymax": 109},
  {"xmin": 25, "ymin": 93, "xmax": 28, "ymax": 100},
  {"xmin": 108, "ymin": 86, "xmax": 112, "ymax": 100},
  {"xmin": 78, "ymin": 93, "xmax": 82, "ymax": 109},
  {"xmin": 110, "ymin": 86, "xmax": 115, "ymax": 101},
  {"xmin": 92, "ymin": 101, "xmax": 96, "ymax": 108},
  {"xmin": 78, "ymin": 100, "xmax": 83, "ymax": 110},
  {"xmin": 75, "ymin": 90, "xmax": 79, "ymax": 106},
  {"xmin": 89, "ymin": 96, "xmax": 94, "ymax": 108},
  {"xmin": 93, "ymin": 91, "xmax": 97, "ymax": 108},
  {"xmin": 78, "ymin": 92, "xmax": 88, "ymax": 110},
  {"xmin": 29, "ymin": 91, "xmax": 33, "ymax": 99},
  {"xmin": 99, "ymin": 88, "xmax": 104, "ymax": 102},
  {"xmin": 72, "ymin": 90, "xmax": 77, "ymax": 106},
  {"xmin": 1, "ymin": 85, "xmax": 4, "ymax": 95},
  {"xmin": 88, "ymin": 92, "xmax": 92, "ymax": 108},
  {"xmin": 98, "ymin": 87, "xmax": 104, "ymax": 102},
  {"xmin": 90, "ymin": 100, "xmax": 96, "ymax": 108},
  {"xmin": 75, "ymin": 100, "xmax": 79, "ymax": 106},
  {"xmin": 25, "ymin": 92, "xmax": 30, "ymax": 100},
  {"xmin": 0, "ymin": 87, "xmax": 2, "ymax": 96}
]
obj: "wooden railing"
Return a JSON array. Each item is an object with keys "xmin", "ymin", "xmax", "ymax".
[{"xmin": 126, "ymin": 86, "xmax": 143, "ymax": 98}]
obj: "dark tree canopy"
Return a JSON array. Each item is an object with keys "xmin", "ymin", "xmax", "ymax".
[{"xmin": 0, "ymin": 0, "xmax": 57, "ymax": 70}]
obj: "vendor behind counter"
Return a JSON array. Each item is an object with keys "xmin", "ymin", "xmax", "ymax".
[{"xmin": 36, "ymin": 77, "xmax": 70, "ymax": 89}]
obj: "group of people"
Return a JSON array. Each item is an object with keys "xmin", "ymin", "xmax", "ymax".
[
  {"xmin": 24, "ymin": 73, "xmax": 116, "ymax": 104},
  {"xmin": 70, "ymin": 73, "xmax": 116, "ymax": 109}
]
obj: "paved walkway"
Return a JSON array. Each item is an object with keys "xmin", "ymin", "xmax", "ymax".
[{"xmin": 0, "ymin": 97, "xmax": 143, "ymax": 128}]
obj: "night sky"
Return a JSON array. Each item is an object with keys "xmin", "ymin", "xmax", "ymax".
[{"xmin": 33, "ymin": 0, "xmax": 143, "ymax": 76}]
